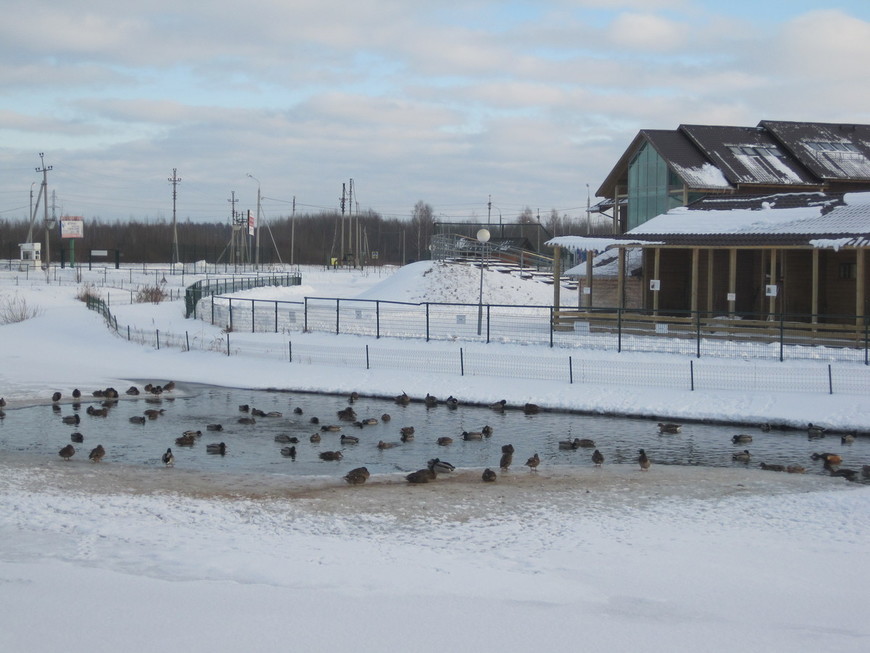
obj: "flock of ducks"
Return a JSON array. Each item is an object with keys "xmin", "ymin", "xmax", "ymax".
[{"xmin": 8, "ymin": 387, "xmax": 865, "ymax": 485}]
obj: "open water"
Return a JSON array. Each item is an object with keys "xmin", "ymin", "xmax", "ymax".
[{"xmin": 1, "ymin": 383, "xmax": 867, "ymax": 483}]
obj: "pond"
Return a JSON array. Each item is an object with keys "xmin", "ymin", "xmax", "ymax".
[{"xmin": 1, "ymin": 383, "xmax": 867, "ymax": 484}]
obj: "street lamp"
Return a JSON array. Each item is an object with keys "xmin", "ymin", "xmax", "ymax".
[
  {"xmin": 476, "ymin": 228, "xmax": 490, "ymax": 336},
  {"xmin": 246, "ymin": 173, "xmax": 261, "ymax": 270}
]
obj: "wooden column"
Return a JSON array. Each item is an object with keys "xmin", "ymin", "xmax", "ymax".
[
  {"xmin": 856, "ymin": 248, "xmax": 865, "ymax": 326},
  {"xmin": 585, "ymin": 249, "xmax": 593, "ymax": 309},
  {"xmin": 617, "ymin": 247, "xmax": 626, "ymax": 309},
  {"xmin": 706, "ymin": 249, "xmax": 714, "ymax": 314},
  {"xmin": 768, "ymin": 249, "xmax": 778, "ymax": 316},
  {"xmin": 691, "ymin": 247, "xmax": 699, "ymax": 314},
  {"xmin": 728, "ymin": 248, "xmax": 737, "ymax": 315},
  {"xmin": 811, "ymin": 249, "xmax": 819, "ymax": 324},
  {"xmin": 653, "ymin": 247, "xmax": 661, "ymax": 314},
  {"xmin": 552, "ymin": 244, "xmax": 562, "ymax": 312}
]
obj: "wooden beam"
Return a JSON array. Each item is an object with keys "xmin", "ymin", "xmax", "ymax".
[
  {"xmin": 728, "ymin": 248, "xmax": 737, "ymax": 315},
  {"xmin": 768, "ymin": 249, "xmax": 778, "ymax": 316},
  {"xmin": 691, "ymin": 247, "xmax": 699, "ymax": 314},
  {"xmin": 856, "ymin": 248, "xmax": 865, "ymax": 326},
  {"xmin": 585, "ymin": 249, "xmax": 593, "ymax": 308},
  {"xmin": 653, "ymin": 247, "xmax": 661, "ymax": 314},
  {"xmin": 552, "ymin": 244, "xmax": 561, "ymax": 312},
  {"xmin": 811, "ymin": 249, "xmax": 819, "ymax": 324},
  {"xmin": 706, "ymin": 249, "xmax": 714, "ymax": 314}
]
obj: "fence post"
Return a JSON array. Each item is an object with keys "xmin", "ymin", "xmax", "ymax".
[
  {"xmin": 304, "ymin": 298, "xmax": 309, "ymax": 333},
  {"xmin": 185, "ymin": 331, "xmax": 190, "ymax": 352},
  {"xmin": 460, "ymin": 347, "xmax": 465, "ymax": 376},
  {"xmin": 366, "ymin": 344, "xmax": 370, "ymax": 370},
  {"xmin": 274, "ymin": 301, "xmax": 278, "ymax": 333},
  {"xmin": 229, "ymin": 299, "xmax": 234, "ymax": 332},
  {"xmin": 335, "ymin": 299, "xmax": 340, "ymax": 335},
  {"xmin": 156, "ymin": 329, "xmax": 160, "ymax": 350},
  {"xmin": 779, "ymin": 311, "xmax": 785, "ymax": 362},
  {"xmin": 695, "ymin": 310, "xmax": 701, "ymax": 358},
  {"xmin": 865, "ymin": 317, "xmax": 869, "ymax": 366},
  {"xmin": 251, "ymin": 299, "xmax": 255, "ymax": 333},
  {"xmin": 211, "ymin": 295, "xmax": 215, "ymax": 325},
  {"xmin": 425, "ymin": 303, "xmax": 430, "ymax": 342},
  {"xmin": 617, "ymin": 307, "xmax": 622, "ymax": 353},
  {"xmin": 227, "ymin": 333, "xmax": 230, "ymax": 356},
  {"xmin": 690, "ymin": 359, "xmax": 694, "ymax": 391},
  {"xmin": 549, "ymin": 306, "xmax": 554, "ymax": 348},
  {"xmin": 127, "ymin": 325, "xmax": 130, "ymax": 341},
  {"xmin": 828, "ymin": 364, "xmax": 833, "ymax": 395},
  {"xmin": 486, "ymin": 305, "xmax": 491, "ymax": 344},
  {"xmin": 376, "ymin": 301, "xmax": 380, "ymax": 339},
  {"xmin": 569, "ymin": 356, "xmax": 573, "ymax": 384},
  {"xmin": 289, "ymin": 341, "xmax": 292, "ymax": 363}
]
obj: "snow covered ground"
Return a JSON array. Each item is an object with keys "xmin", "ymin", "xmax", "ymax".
[{"xmin": 1, "ymin": 261, "xmax": 869, "ymax": 653}]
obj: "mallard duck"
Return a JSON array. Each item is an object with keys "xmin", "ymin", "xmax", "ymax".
[
  {"xmin": 786, "ymin": 464, "xmax": 805, "ymax": 474},
  {"xmin": 309, "ymin": 416, "xmax": 319, "ymax": 424},
  {"xmin": 238, "ymin": 416, "xmax": 256, "ymax": 425},
  {"xmin": 405, "ymin": 468, "xmax": 435, "ymax": 483},
  {"xmin": 759, "ymin": 422, "xmax": 771, "ymax": 432},
  {"xmin": 239, "ymin": 404, "xmax": 250, "ymax": 412},
  {"xmin": 71, "ymin": 388, "xmax": 81, "ymax": 399},
  {"xmin": 481, "ymin": 425, "xmax": 493, "ymax": 437},
  {"xmin": 444, "ymin": 396, "xmax": 459, "ymax": 409},
  {"xmin": 206, "ymin": 423, "xmax": 223, "ymax": 431},
  {"xmin": 380, "ymin": 413, "xmax": 391, "ymax": 422},
  {"xmin": 163, "ymin": 381, "xmax": 176, "ymax": 392},
  {"xmin": 462, "ymin": 430, "xmax": 483, "ymax": 440},
  {"xmin": 88, "ymin": 444, "xmax": 106, "ymax": 463},
  {"xmin": 359, "ymin": 417, "xmax": 378, "ymax": 426},
  {"xmin": 394, "ymin": 392, "xmax": 411, "ymax": 406},
  {"xmin": 162, "ymin": 448, "xmax": 175, "ymax": 466},
  {"xmin": 344, "ymin": 467, "xmax": 370, "ymax": 485},
  {"xmin": 759, "ymin": 462, "xmax": 785, "ymax": 472},
  {"xmin": 61, "ymin": 414, "xmax": 80, "ymax": 425},
  {"xmin": 377, "ymin": 440, "xmax": 399, "ymax": 449},
  {"xmin": 252, "ymin": 408, "xmax": 265, "ymax": 416},
  {"xmin": 732, "ymin": 434, "xmax": 753, "ymax": 444},
  {"xmin": 481, "ymin": 468, "xmax": 497, "ymax": 482},
  {"xmin": 559, "ymin": 438, "xmax": 581, "ymax": 450},
  {"xmin": 280, "ymin": 446, "xmax": 297, "ymax": 459},
  {"xmin": 499, "ymin": 451, "xmax": 513, "ymax": 470},
  {"xmin": 182, "ymin": 430, "xmax": 202, "ymax": 438},
  {"xmin": 732, "ymin": 449, "xmax": 751, "ymax": 463},
  {"xmin": 52, "ymin": 391, "xmax": 62, "ymax": 402},
  {"xmin": 321, "ymin": 424, "xmax": 341, "ymax": 432},
  {"xmin": 58, "ymin": 444, "xmax": 75, "ymax": 460},
  {"xmin": 830, "ymin": 468, "xmax": 858, "ymax": 481},
  {"xmin": 274, "ymin": 434, "xmax": 298, "ymax": 443},
  {"xmin": 658, "ymin": 422, "xmax": 682, "ymax": 434},
  {"xmin": 400, "ymin": 426, "xmax": 415, "ymax": 442},
  {"xmin": 592, "ymin": 449, "xmax": 604, "ymax": 466},
  {"xmin": 206, "ymin": 442, "xmax": 227, "ymax": 455},
  {"xmin": 319, "ymin": 450, "xmax": 343, "ymax": 461},
  {"xmin": 638, "ymin": 449, "xmax": 651, "ymax": 471},
  {"xmin": 266, "ymin": 411, "xmax": 283, "ymax": 418},
  {"xmin": 841, "ymin": 433, "xmax": 856, "ymax": 445},
  {"xmin": 489, "ymin": 399, "xmax": 507, "ymax": 412},
  {"xmin": 309, "ymin": 433, "xmax": 321, "ymax": 443},
  {"xmin": 525, "ymin": 453, "xmax": 541, "ymax": 472},
  {"xmin": 175, "ymin": 434, "xmax": 196, "ymax": 447},
  {"xmin": 437, "ymin": 436, "xmax": 453, "ymax": 446},
  {"xmin": 337, "ymin": 407, "xmax": 357, "ymax": 421},
  {"xmin": 811, "ymin": 452, "xmax": 842, "ymax": 466},
  {"xmin": 293, "ymin": 407, "xmax": 303, "ymax": 415},
  {"xmin": 348, "ymin": 391, "xmax": 360, "ymax": 404},
  {"xmin": 807, "ymin": 423, "xmax": 826, "ymax": 438},
  {"xmin": 424, "ymin": 393, "xmax": 438, "ymax": 407},
  {"xmin": 70, "ymin": 431, "xmax": 84, "ymax": 443},
  {"xmin": 340, "ymin": 434, "xmax": 360, "ymax": 445},
  {"xmin": 428, "ymin": 458, "xmax": 455, "ymax": 474},
  {"xmin": 577, "ymin": 438, "xmax": 596, "ymax": 448},
  {"xmin": 144, "ymin": 408, "xmax": 165, "ymax": 420},
  {"xmin": 523, "ymin": 403, "xmax": 540, "ymax": 415},
  {"xmin": 87, "ymin": 405, "xmax": 109, "ymax": 417}
]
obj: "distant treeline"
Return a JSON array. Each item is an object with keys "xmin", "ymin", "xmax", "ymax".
[{"xmin": 0, "ymin": 204, "xmax": 610, "ymax": 265}]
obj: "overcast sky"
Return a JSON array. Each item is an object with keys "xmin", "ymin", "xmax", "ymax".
[{"xmin": 2, "ymin": 0, "xmax": 869, "ymax": 226}]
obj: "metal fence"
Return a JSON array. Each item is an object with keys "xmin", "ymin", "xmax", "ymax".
[
  {"xmin": 184, "ymin": 273, "xmax": 301, "ymax": 317},
  {"xmin": 191, "ymin": 294, "xmax": 870, "ymax": 364}
]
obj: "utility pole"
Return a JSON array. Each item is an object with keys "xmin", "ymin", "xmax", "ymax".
[
  {"xmin": 340, "ymin": 182, "xmax": 346, "ymax": 264},
  {"xmin": 168, "ymin": 168, "xmax": 181, "ymax": 265},
  {"xmin": 246, "ymin": 174, "xmax": 262, "ymax": 270},
  {"xmin": 36, "ymin": 153, "xmax": 52, "ymax": 276},
  {"xmin": 487, "ymin": 195, "xmax": 492, "ymax": 224},
  {"xmin": 228, "ymin": 191, "xmax": 238, "ymax": 267},
  {"xmin": 291, "ymin": 196, "xmax": 296, "ymax": 266},
  {"xmin": 348, "ymin": 178, "xmax": 354, "ymax": 267}
]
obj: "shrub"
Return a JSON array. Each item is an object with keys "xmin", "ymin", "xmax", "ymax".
[
  {"xmin": 136, "ymin": 283, "xmax": 168, "ymax": 304},
  {"xmin": 0, "ymin": 293, "xmax": 42, "ymax": 324}
]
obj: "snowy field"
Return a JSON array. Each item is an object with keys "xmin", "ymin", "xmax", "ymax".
[{"xmin": 1, "ymin": 261, "xmax": 869, "ymax": 653}]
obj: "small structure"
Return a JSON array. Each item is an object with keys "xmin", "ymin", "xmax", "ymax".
[{"xmin": 18, "ymin": 242, "xmax": 41, "ymax": 268}]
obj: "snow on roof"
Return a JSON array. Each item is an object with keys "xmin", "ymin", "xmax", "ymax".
[{"xmin": 669, "ymin": 162, "xmax": 731, "ymax": 189}]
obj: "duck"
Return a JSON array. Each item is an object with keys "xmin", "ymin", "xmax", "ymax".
[
  {"xmin": 863, "ymin": 465, "xmax": 870, "ymax": 479},
  {"xmin": 293, "ymin": 407, "xmax": 304, "ymax": 415},
  {"xmin": 400, "ymin": 426, "xmax": 415, "ymax": 442},
  {"xmin": 841, "ymin": 433, "xmax": 856, "ymax": 445},
  {"xmin": 481, "ymin": 425, "xmax": 493, "ymax": 437},
  {"xmin": 182, "ymin": 430, "xmax": 202, "ymax": 438},
  {"xmin": 61, "ymin": 414, "xmax": 80, "ymax": 425},
  {"xmin": 309, "ymin": 433, "xmax": 321, "ymax": 443},
  {"xmin": 0, "ymin": 397, "xmax": 5, "ymax": 407},
  {"xmin": 830, "ymin": 468, "xmax": 859, "ymax": 481},
  {"xmin": 576, "ymin": 438, "xmax": 596, "ymax": 448},
  {"xmin": 489, "ymin": 399, "xmax": 507, "ymax": 412},
  {"xmin": 280, "ymin": 446, "xmax": 297, "ymax": 460},
  {"xmin": 807, "ymin": 423, "xmax": 827, "ymax": 438},
  {"xmin": 462, "ymin": 430, "xmax": 483, "ymax": 440},
  {"xmin": 638, "ymin": 449, "xmax": 651, "ymax": 471},
  {"xmin": 70, "ymin": 432, "xmax": 84, "ymax": 443},
  {"xmin": 52, "ymin": 391, "xmax": 62, "ymax": 402},
  {"xmin": 251, "ymin": 407, "xmax": 265, "ymax": 417},
  {"xmin": 238, "ymin": 403, "xmax": 250, "ymax": 412},
  {"xmin": 266, "ymin": 411, "xmax": 283, "ymax": 418},
  {"xmin": 428, "ymin": 458, "xmax": 456, "ymax": 474},
  {"xmin": 732, "ymin": 434, "xmax": 753, "ymax": 444},
  {"xmin": 274, "ymin": 434, "xmax": 298, "ymax": 443},
  {"xmin": 444, "ymin": 396, "xmax": 459, "ymax": 409},
  {"xmin": 162, "ymin": 448, "xmax": 175, "ymax": 466},
  {"xmin": 759, "ymin": 422, "xmax": 771, "ymax": 432},
  {"xmin": 162, "ymin": 381, "xmax": 176, "ymax": 392},
  {"xmin": 658, "ymin": 422, "xmax": 682, "ymax": 434},
  {"xmin": 559, "ymin": 438, "xmax": 581, "ymax": 450},
  {"xmin": 206, "ymin": 423, "xmax": 223, "ymax": 431},
  {"xmin": 340, "ymin": 434, "xmax": 360, "ymax": 445},
  {"xmin": 380, "ymin": 413, "xmax": 391, "ymax": 422},
  {"xmin": 525, "ymin": 453, "xmax": 541, "ymax": 472},
  {"xmin": 732, "ymin": 449, "xmax": 752, "ymax": 463},
  {"xmin": 499, "ymin": 450, "xmax": 513, "ymax": 470},
  {"xmin": 481, "ymin": 468, "xmax": 497, "ymax": 482},
  {"xmin": 394, "ymin": 392, "xmax": 411, "ymax": 406},
  {"xmin": 759, "ymin": 462, "xmax": 785, "ymax": 472},
  {"xmin": 436, "ymin": 436, "xmax": 453, "ymax": 446},
  {"xmin": 337, "ymin": 407, "xmax": 357, "ymax": 421},
  {"xmin": 237, "ymin": 416, "xmax": 256, "ymax": 425},
  {"xmin": 206, "ymin": 442, "xmax": 227, "ymax": 455},
  {"xmin": 348, "ymin": 391, "xmax": 360, "ymax": 404},
  {"xmin": 592, "ymin": 449, "xmax": 605, "ymax": 466},
  {"xmin": 319, "ymin": 450, "xmax": 343, "ymax": 461},
  {"xmin": 320, "ymin": 424, "xmax": 341, "ymax": 432},
  {"xmin": 424, "ymin": 393, "xmax": 438, "ymax": 408},
  {"xmin": 377, "ymin": 440, "xmax": 399, "ymax": 449},
  {"xmin": 344, "ymin": 467, "xmax": 370, "ymax": 485},
  {"xmin": 175, "ymin": 434, "xmax": 196, "ymax": 447},
  {"xmin": 58, "ymin": 444, "xmax": 75, "ymax": 460},
  {"xmin": 309, "ymin": 416, "xmax": 320, "ymax": 424},
  {"xmin": 786, "ymin": 464, "xmax": 806, "ymax": 474},
  {"xmin": 523, "ymin": 403, "xmax": 540, "ymax": 415},
  {"xmin": 405, "ymin": 468, "xmax": 436, "ymax": 483},
  {"xmin": 144, "ymin": 408, "xmax": 165, "ymax": 420},
  {"xmin": 87, "ymin": 405, "xmax": 109, "ymax": 417},
  {"xmin": 811, "ymin": 452, "xmax": 842, "ymax": 466},
  {"xmin": 72, "ymin": 388, "xmax": 81, "ymax": 399},
  {"xmin": 88, "ymin": 444, "xmax": 106, "ymax": 463}
]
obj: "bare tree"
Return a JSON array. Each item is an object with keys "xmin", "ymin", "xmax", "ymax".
[{"xmin": 410, "ymin": 201, "xmax": 434, "ymax": 261}]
